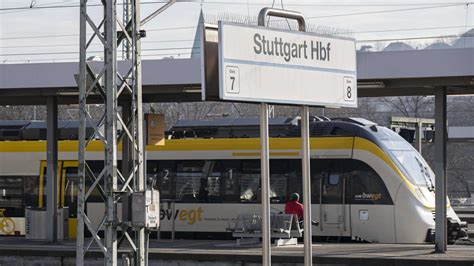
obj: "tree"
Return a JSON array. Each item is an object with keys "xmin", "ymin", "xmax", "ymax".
[{"xmin": 381, "ymin": 96, "xmax": 433, "ymax": 118}]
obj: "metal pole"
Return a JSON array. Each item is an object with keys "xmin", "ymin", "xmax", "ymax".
[
  {"xmin": 140, "ymin": 0, "xmax": 176, "ymax": 26},
  {"xmin": 301, "ymin": 105, "xmax": 312, "ymax": 265},
  {"xmin": 415, "ymin": 121, "xmax": 422, "ymax": 154},
  {"xmin": 256, "ymin": 8, "xmax": 306, "ymax": 266},
  {"xmin": 260, "ymin": 102, "xmax": 271, "ymax": 266},
  {"xmin": 78, "ymin": 0, "xmax": 148, "ymax": 264},
  {"xmin": 46, "ymin": 96, "xmax": 58, "ymax": 242},
  {"xmin": 434, "ymin": 87, "xmax": 447, "ymax": 253},
  {"xmin": 134, "ymin": 0, "xmax": 146, "ymax": 263},
  {"xmin": 77, "ymin": 0, "xmax": 86, "ymax": 263},
  {"xmin": 104, "ymin": 0, "xmax": 119, "ymax": 264},
  {"xmin": 122, "ymin": 0, "xmax": 131, "ymax": 60}
]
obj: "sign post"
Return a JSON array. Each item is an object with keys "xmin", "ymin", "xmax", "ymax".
[
  {"xmin": 203, "ymin": 8, "xmax": 357, "ymax": 265},
  {"xmin": 256, "ymin": 9, "xmax": 310, "ymax": 266},
  {"xmin": 259, "ymin": 102, "xmax": 271, "ymax": 266}
]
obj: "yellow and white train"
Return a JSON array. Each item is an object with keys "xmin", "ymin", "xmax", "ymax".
[{"xmin": 0, "ymin": 118, "xmax": 468, "ymax": 243}]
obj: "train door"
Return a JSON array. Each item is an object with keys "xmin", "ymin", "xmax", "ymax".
[
  {"xmin": 61, "ymin": 161, "xmax": 78, "ymax": 239},
  {"xmin": 320, "ymin": 160, "xmax": 350, "ymax": 237},
  {"xmin": 38, "ymin": 161, "xmax": 63, "ymax": 209},
  {"xmin": 39, "ymin": 160, "xmax": 78, "ymax": 239}
]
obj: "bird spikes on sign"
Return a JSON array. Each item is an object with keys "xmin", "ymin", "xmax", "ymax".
[{"xmin": 203, "ymin": 12, "xmax": 353, "ymax": 38}]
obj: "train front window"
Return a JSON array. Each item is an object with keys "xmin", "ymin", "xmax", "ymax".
[
  {"xmin": 391, "ymin": 150, "xmax": 435, "ymax": 188},
  {"xmin": 376, "ymin": 127, "xmax": 435, "ymax": 188}
]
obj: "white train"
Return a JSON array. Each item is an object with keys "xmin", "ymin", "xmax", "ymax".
[{"xmin": 0, "ymin": 118, "xmax": 468, "ymax": 243}]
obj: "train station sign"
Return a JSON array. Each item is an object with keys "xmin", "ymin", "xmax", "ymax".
[{"xmin": 201, "ymin": 22, "xmax": 357, "ymax": 107}]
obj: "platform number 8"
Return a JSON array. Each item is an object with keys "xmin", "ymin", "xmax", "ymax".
[
  {"xmin": 346, "ymin": 86, "xmax": 352, "ymax": 99},
  {"xmin": 343, "ymin": 77, "xmax": 355, "ymax": 102}
]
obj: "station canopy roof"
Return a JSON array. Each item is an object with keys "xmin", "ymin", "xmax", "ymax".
[{"xmin": 1, "ymin": 48, "xmax": 473, "ymax": 105}]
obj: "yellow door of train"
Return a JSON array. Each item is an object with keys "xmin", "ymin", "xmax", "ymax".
[{"xmin": 38, "ymin": 160, "xmax": 78, "ymax": 239}]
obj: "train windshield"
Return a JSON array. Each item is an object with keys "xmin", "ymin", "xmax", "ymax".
[{"xmin": 375, "ymin": 127, "xmax": 435, "ymax": 189}]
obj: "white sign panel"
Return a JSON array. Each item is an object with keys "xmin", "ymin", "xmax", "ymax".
[{"xmin": 218, "ymin": 22, "xmax": 357, "ymax": 107}]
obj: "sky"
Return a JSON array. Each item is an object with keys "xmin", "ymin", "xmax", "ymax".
[{"xmin": 0, "ymin": 0, "xmax": 473, "ymax": 63}]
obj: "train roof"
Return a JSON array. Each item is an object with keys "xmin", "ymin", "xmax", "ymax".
[
  {"xmin": 0, "ymin": 120, "xmax": 94, "ymax": 140},
  {"xmin": 0, "ymin": 117, "xmax": 377, "ymax": 141},
  {"xmin": 169, "ymin": 117, "xmax": 380, "ymax": 139},
  {"xmin": 174, "ymin": 117, "xmax": 298, "ymax": 128},
  {"xmin": 2, "ymin": 118, "xmax": 473, "ymax": 142}
]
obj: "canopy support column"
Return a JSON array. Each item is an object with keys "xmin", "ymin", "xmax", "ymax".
[
  {"xmin": 434, "ymin": 86, "xmax": 447, "ymax": 253},
  {"xmin": 46, "ymin": 96, "xmax": 58, "ymax": 242}
]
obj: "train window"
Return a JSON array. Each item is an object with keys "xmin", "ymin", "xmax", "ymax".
[
  {"xmin": 328, "ymin": 174, "xmax": 340, "ymax": 185},
  {"xmin": 155, "ymin": 161, "xmax": 176, "ymax": 199},
  {"xmin": 322, "ymin": 162, "xmax": 345, "ymax": 204},
  {"xmin": 0, "ymin": 176, "xmax": 24, "ymax": 217},
  {"xmin": 146, "ymin": 160, "xmax": 159, "ymax": 189},
  {"xmin": 175, "ymin": 161, "xmax": 222, "ymax": 203},
  {"xmin": 220, "ymin": 160, "xmax": 241, "ymax": 202},
  {"xmin": 64, "ymin": 167, "xmax": 78, "ymax": 218},
  {"xmin": 285, "ymin": 160, "xmax": 301, "ymax": 203},
  {"xmin": 159, "ymin": 169, "xmax": 172, "ymax": 195},
  {"xmin": 240, "ymin": 160, "xmax": 260, "ymax": 203},
  {"xmin": 330, "ymin": 126, "xmax": 351, "ymax": 136},
  {"xmin": 348, "ymin": 160, "xmax": 393, "ymax": 205},
  {"xmin": 311, "ymin": 160, "xmax": 330, "ymax": 204},
  {"xmin": 205, "ymin": 162, "xmax": 222, "ymax": 202},
  {"xmin": 175, "ymin": 161, "xmax": 204, "ymax": 202},
  {"xmin": 224, "ymin": 168, "xmax": 238, "ymax": 196},
  {"xmin": 223, "ymin": 168, "xmax": 239, "ymax": 197},
  {"xmin": 24, "ymin": 176, "xmax": 39, "ymax": 209},
  {"xmin": 270, "ymin": 160, "xmax": 289, "ymax": 203}
]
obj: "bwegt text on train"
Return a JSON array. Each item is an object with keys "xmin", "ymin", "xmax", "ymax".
[{"xmin": 253, "ymin": 33, "xmax": 331, "ymax": 62}]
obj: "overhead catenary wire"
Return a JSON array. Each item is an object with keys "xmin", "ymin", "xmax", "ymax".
[
  {"xmin": 2, "ymin": 0, "xmax": 473, "ymax": 11},
  {"xmin": 0, "ymin": 1, "xmax": 472, "ymax": 61},
  {"xmin": 1, "ymin": 51, "xmax": 197, "ymax": 63},
  {"xmin": 1, "ymin": 24, "xmax": 473, "ymax": 48},
  {"xmin": 357, "ymin": 33, "xmax": 474, "ymax": 43},
  {"xmin": 0, "ymin": 2, "xmax": 471, "ymax": 40},
  {"xmin": 202, "ymin": 1, "xmax": 474, "ymax": 7},
  {"xmin": 0, "ymin": 46, "xmax": 201, "ymax": 57},
  {"xmin": 352, "ymin": 24, "xmax": 474, "ymax": 35},
  {"xmin": 0, "ymin": 3, "xmax": 471, "ymax": 41},
  {"xmin": 0, "ymin": 1, "xmax": 173, "ymax": 11},
  {"xmin": 1, "ymin": 39, "xmax": 195, "ymax": 49},
  {"xmin": 1, "ymin": 1, "xmax": 470, "ymax": 14},
  {"xmin": 0, "ymin": 26, "xmax": 196, "ymax": 40},
  {"xmin": 2, "ymin": 21, "xmax": 474, "ymax": 43},
  {"xmin": 304, "ymin": 3, "xmax": 466, "ymax": 20}
]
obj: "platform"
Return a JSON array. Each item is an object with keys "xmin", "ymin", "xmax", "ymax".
[{"xmin": 0, "ymin": 237, "xmax": 473, "ymax": 266}]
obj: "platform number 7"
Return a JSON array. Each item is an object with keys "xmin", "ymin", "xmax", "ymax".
[
  {"xmin": 230, "ymin": 76, "xmax": 235, "ymax": 91},
  {"xmin": 225, "ymin": 66, "xmax": 240, "ymax": 94}
]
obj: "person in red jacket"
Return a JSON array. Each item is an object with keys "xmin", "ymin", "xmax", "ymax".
[
  {"xmin": 284, "ymin": 193, "xmax": 320, "ymax": 227},
  {"xmin": 285, "ymin": 193, "xmax": 304, "ymax": 221}
]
